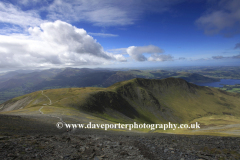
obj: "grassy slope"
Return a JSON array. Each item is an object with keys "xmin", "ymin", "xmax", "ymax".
[
  {"xmin": 1, "ymin": 77, "xmax": 240, "ymax": 135},
  {"xmin": 2, "ymin": 78, "xmax": 240, "ymax": 121}
]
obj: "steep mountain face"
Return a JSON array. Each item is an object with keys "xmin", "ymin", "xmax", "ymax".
[
  {"xmin": 76, "ymin": 78, "xmax": 225, "ymax": 123},
  {"xmin": 1, "ymin": 78, "xmax": 239, "ymax": 125}
]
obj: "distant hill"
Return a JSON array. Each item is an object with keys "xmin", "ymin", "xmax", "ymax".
[
  {"xmin": 0, "ymin": 68, "xmax": 219, "ymax": 104},
  {"xmin": 172, "ymin": 72, "xmax": 219, "ymax": 83},
  {"xmin": 0, "ymin": 69, "xmax": 63, "ymax": 103},
  {"xmin": 1, "ymin": 78, "xmax": 239, "ymax": 126}
]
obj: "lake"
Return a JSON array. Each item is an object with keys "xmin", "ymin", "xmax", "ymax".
[{"xmin": 195, "ymin": 79, "xmax": 240, "ymax": 88}]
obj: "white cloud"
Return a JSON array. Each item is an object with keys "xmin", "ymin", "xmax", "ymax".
[
  {"xmin": 0, "ymin": 20, "xmax": 125, "ymax": 69},
  {"xmin": 43, "ymin": 0, "xmax": 185, "ymax": 27},
  {"xmin": 127, "ymin": 45, "xmax": 167, "ymax": 62},
  {"xmin": 148, "ymin": 54, "xmax": 173, "ymax": 62},
  {"xmin": 31, "ymin": 20, "xmax": 112, "ymax": 59},
  {"xmin": 110, "ymin": 54, "xmax": 127, "ymax": 62},
  {"xmin": 7, "ymin": 0, "xmax": 184, "ymax": 26},
  {"xmin": 0, "ymin": 2, "xmax": 44, "ymax": 28},
  {"xmin": 0, "ymin": 0, "xmax": 186, "ymax": 30},
  {"xmin": 196, "ymin": 0, "xmax": 240, "ymax": 36},
  {"xmin": 45, "ymin": 0, "xmax": 135, "ymax": 26},
  {"xmin": 107, "ymin": 48, "xmax": 128, "ymax": 55}
]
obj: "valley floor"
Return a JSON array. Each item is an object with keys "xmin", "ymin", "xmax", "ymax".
[{"xmin": 0, "ymin": 115, "xmax": 240, "ymax": 160}]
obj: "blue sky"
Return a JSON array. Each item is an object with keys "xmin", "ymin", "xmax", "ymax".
[{"xmin": 0, "ymin": 0, "xmax": 240, "ymax": 70}]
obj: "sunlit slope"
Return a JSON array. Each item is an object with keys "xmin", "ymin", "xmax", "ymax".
[{"xmin": 1, "ymin": 78, "xmax": 240, "ymax": 125}]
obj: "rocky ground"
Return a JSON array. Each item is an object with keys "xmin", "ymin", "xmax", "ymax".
[{"xmin": 0, "ymin": 115, "xmax": 240, "ymax": 160}]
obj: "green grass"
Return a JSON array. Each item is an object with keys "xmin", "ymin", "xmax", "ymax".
[{"xmin": 2, "ymin": 77, "xmax": 240, "ymax": 136}]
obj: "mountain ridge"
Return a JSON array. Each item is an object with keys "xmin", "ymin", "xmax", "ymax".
[
  {"xmin": 0, "ymin": 68, "xmax": 219, "ymax": 103},
  {"xmin": 1, "ymin": 77, "xmax": 239, "ymax": 131}
]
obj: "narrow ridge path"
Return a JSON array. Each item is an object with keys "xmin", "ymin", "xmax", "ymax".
[
  {"xmin": 39, "ymin": 91, "xmax": 66, "ymax": 124},
  {"xmin": 41, "ymin": 90, "xmax": 52, "ymax": 105}
]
